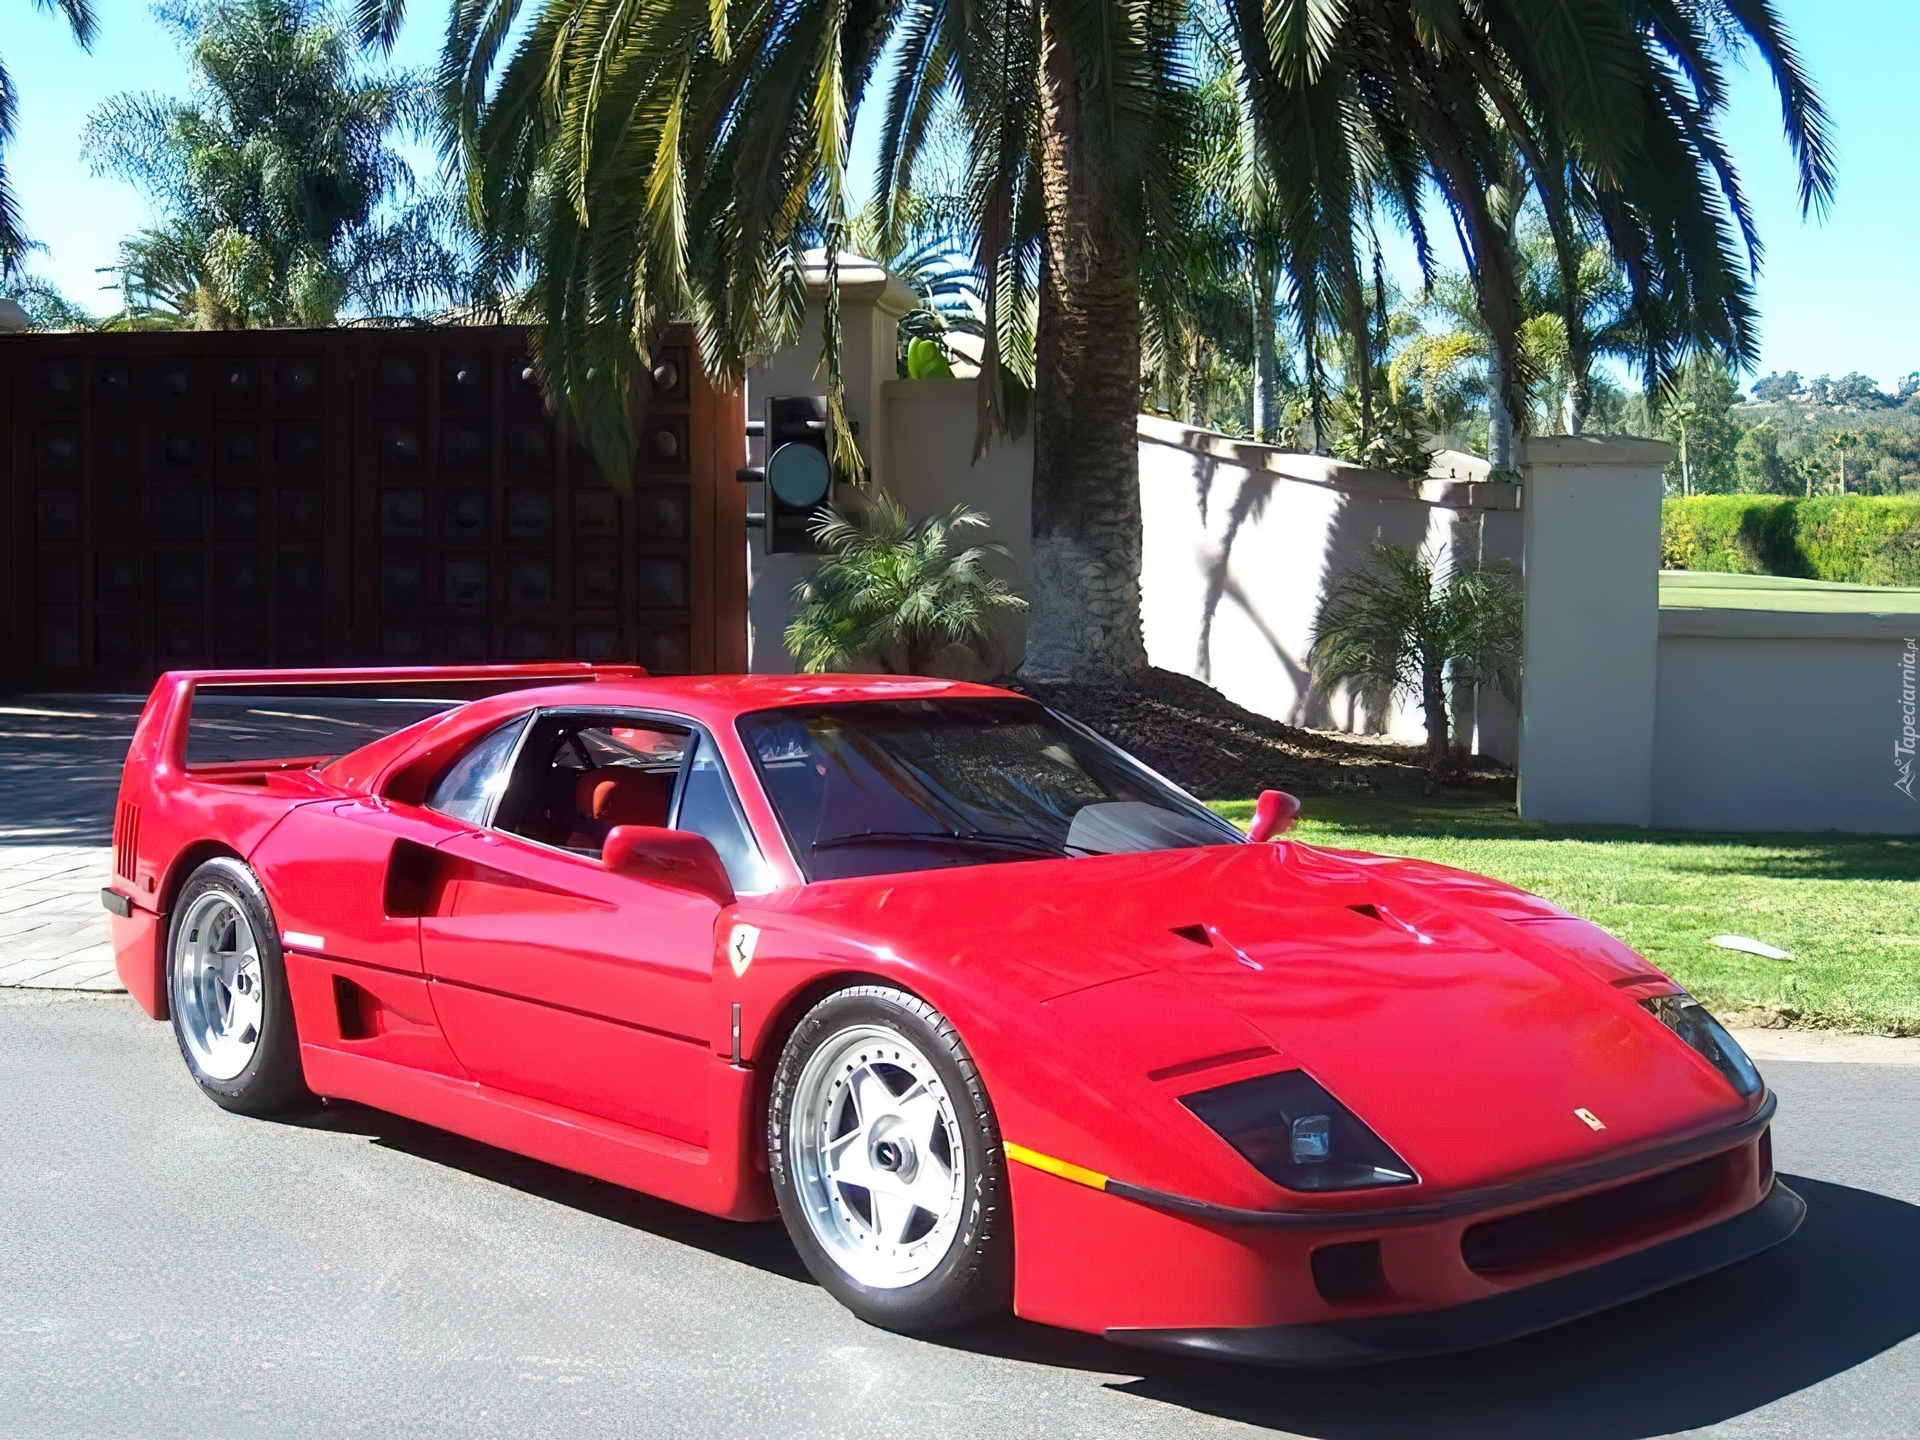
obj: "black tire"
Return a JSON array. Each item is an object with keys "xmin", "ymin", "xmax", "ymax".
[
  {"xmin": 166, "ymin": 857, "xmax": 312, "ymax": 1117},
  {"xmin": 768, "ymin": 984, "xmax": 1013, "ymax": 1334}
]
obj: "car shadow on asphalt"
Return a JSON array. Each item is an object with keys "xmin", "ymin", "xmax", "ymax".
[
  {"xmin": 280, "ymin": 1098, "xmax": 815, "ymax": 1284},
  {"xmin": 944, "ymin": 1175, "xmax": 1920, "ymax": 1438},
  {"xmin": 267, "ymin": 1108, "xmax": 1920, "ymax": 1440}
]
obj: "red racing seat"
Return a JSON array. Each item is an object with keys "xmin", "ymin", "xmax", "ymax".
[{"xmin": 566, "ymin": 767, "xmax": 674, "ymax": 850}]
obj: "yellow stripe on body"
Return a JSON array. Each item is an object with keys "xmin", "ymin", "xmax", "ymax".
[{"xmin": 1004, "ymin": 1142, "xmax": 1109, "ymax": 1191}]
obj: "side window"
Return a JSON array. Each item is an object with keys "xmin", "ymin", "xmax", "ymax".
[
  {"xmin": 492, "ymin": 714, "xmax": 690, "ymax": 853},
  {"xmin": 675, "ymin": 737, "xmax": 772, "ymax": 893},
  {"xmin": 426, "ymin": 716, "xmax": 530, "ymax": 825}
]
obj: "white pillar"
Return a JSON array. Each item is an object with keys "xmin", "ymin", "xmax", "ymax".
[
  {"xmin": 1516, "ymin": 436, "xmax": 1672, "ymax": 825},
  {"xmin": 742, "ymin": 251, "xmax": 918, "ymax": 672}
]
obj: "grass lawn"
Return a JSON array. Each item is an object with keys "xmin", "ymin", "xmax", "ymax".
[{"xmin": 1208, "ymin": 791, "xmax": 1920, "ymax": 1035}]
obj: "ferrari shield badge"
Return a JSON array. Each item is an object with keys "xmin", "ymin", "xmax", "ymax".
[
  {"xmin": 1574, "ymin": 1107, "xmax": 1606, "ymax": 1131},
  {"xmin": 727, "ymin": 924, "xmax": 760, "ymax": 978}
]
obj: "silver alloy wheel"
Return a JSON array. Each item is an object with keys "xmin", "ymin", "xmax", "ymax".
[
  {"xmin": 172, "ymin": 891, "xmax": 265, "ymax": 1082},
  {"xmin": 790, "ymin": 1024, "xmax": 967, "ymax": 1289}
]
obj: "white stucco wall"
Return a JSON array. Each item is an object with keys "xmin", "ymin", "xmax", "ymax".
[
  {"xmin": 1515, "ymin": 436, "xmax": 1670, "ymax": 825},
  {"xmin": 744, "ymin": 302, "xmax": 1032, "ymax": 674},
  {"xmin": 1136, "ymin": 418, "xmax": 1522, "ymax": 760},
  {"xmin": 735, "ymin": 258, "xmax": 1913, "ymax": 834},
  {"xmin": 1653, "ymin": 608, "xmax": 1920, "ymax": 833},
  {"xmin": 743, "ymin": 255, "xmax": 919, "ymax": 673},
  {"xmin": 877, "ymin": 379, "xmax": 1032, "ymax": 675}
]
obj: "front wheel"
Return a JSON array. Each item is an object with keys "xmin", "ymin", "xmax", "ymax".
[
  {"xmin": 768, "ymin": 985, "xmax": 1012, "ymax": 1334},
  {"xmin": 167, "ymin": 858, "xmax": 311, "ymax": 1116}
]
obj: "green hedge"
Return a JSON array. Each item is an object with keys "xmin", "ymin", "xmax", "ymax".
[{"xmin": 1661, "ymin": 495, "xmax": 1920, "ymax": 586}]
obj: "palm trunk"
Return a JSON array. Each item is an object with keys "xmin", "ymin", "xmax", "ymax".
[
  {"xmin": 1486, "ymin": 330, "xmax": 1516, "ymax": 472},
  {"xmin": 1252, "ymin": 260, "xmax": 1280, "ymax": 442},
  {"xmin": 1024, "ymin": 12, "xmax": 1148, "ymax": 681},
  {"xmin": 1566, "ymin": 372, "xmax": 1591, "ymax": 435},
  {"xmin": 1422, "ymin": 656, "xmax": 1450, "ymax": 773},
  {"xmin": 1419, "ymin": 133, "xmax": 1521, "ymax": 473}
]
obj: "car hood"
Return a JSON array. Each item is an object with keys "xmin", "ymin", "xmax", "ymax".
[{"xmin": 763, "ymin": 842, "xmax": 1752, "ymax": 1191}]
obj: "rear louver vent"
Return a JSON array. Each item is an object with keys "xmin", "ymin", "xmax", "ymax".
[{"xmin": 114, "ymin": 802, "xmax": 140, "ymax": 880}]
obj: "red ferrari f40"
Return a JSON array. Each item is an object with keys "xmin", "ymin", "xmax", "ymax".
[{"xmin": 104, "ymin": 663, "xmax": 1799, "ymax": 1364}]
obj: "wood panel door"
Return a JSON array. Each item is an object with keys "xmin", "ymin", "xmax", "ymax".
[{"xmin": 0, "ymin": 325, "xmax": 746, "ymax": 686}]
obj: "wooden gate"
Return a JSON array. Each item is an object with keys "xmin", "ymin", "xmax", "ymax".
[{"xmin": 0, "ymin": 326, "xmax": 746, "ymax": 689}]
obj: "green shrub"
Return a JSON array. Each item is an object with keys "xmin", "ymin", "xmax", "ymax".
[
  {"xmin": 1659, "ymin": 496, "xmax": 1801, "ymax": 575},
  {"xmin": 1795, "ymin": 497, "xmax": 1920, "ymax": 586},
  {"xmin": 785, "ymin": 487, "xmax": 1026, "ymax": 675},
  {"xmin": 1660, "ymin": 495, "xmax": 1920, "ymax": 586}
]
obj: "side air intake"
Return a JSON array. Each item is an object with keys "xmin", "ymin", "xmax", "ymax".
[{"xmin": 114, "ymin": 802, "xmax": 141, "ymax": 880}]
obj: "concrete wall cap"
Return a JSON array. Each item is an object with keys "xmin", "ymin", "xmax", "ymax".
[
  {"xmin": 1660, "ymin": 606, "xmax": 1920, "ymax": 640},
  {"xmin": 801, "ymin": 248, "xmax": 920, "ymax": 318},
  {"xmin": 1138, "ymin": 414, "xmax": 1517, "ymax": 509},
  {"xmin": 1520, "ymin": 434, "xmax": 1675, "ymax": 468},
  {"xmin": 1411, "ymin": 477, "xmax": 1523, "ymax": 511},
  {"xmin": 1428, "ymin": 448, "xmax": 1493, "ymax": 482}
]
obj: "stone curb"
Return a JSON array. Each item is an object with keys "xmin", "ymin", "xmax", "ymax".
[{"xmin": 1728, "ymin": 1028, "xmax": 1920, "ymax": 1068}]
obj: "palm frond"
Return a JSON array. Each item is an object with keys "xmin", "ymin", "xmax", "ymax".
[{"xmin": 786, "ymin": 487, "xmax": 1026, "ymax": 675}]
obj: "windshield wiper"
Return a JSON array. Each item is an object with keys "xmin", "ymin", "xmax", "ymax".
[{"xmin": 811, "ymin": 829, "xmax": 1061, "ymax": 857}]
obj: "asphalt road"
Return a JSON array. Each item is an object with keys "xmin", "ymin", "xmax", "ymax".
[{"xmin": 4, "ymin": 989, "xmax": 1918, "ymax": 1440}]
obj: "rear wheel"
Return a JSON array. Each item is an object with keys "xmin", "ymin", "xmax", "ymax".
[
  {"xmin": 768, "ymin": 985, "xmax": 1012, "ymax": 1334},
  {"xmin": 167, "ymin": 858, "xmax": 311, "ymax": 1116}
]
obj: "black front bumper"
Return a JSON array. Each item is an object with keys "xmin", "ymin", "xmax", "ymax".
[{"xmin": 1105, "ymin": 1179, "xmax": 1805, "ymax": 1367}]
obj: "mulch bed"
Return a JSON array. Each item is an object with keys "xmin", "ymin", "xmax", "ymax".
[{"xmin": 1013, "ymin": 667, "xmax": 1510, "ymax": 801}]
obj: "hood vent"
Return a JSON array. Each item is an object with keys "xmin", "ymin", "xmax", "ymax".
[
  {"xmin": 1348, "ymin": 903, "xmax": 1383, "ymax": 922},
  {"xmin": 1169, "ymin": 924, "xmax": 1210, "ymax": 946}
]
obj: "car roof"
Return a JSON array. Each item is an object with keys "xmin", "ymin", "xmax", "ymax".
[
  {"xmin": 572, "ymin": 672, "xmax": 1022, "ymax": 725},
  {"xmin": 319, "ymin": 672, "xmax": 1028, "ymax": 796}
]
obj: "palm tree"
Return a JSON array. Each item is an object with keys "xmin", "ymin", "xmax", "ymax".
[
  {"xmin": 84, "ymin": 0, "xmax": 469, "ymax": 328},
  {"xmin": 1309, "ymin": 545, "xmax": 1522, "ymax": 774},
  {"xmin": 0, "ymin": 0, "xmax": 97, "ymax": 279},
  {"xmin": 1830, "ymin": 431, "xmax": 1859, "ymax": 494},
  {"xmin": 1258, "ymin": 7, "xmax": 1831, "ymax": 473},
  {"xmin": 786, "ymin": 489, "xmax": 1027, "ymax": 676},
  {"xmin": 437, "ymin": 0, "xmax": 1832, "ymax": 681},
  {"xmin": 1671, "ymin": 397, "xmax": 1704, "ymax": 495}
]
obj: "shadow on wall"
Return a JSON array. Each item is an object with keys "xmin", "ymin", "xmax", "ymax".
[
  {"xmin": 1193, "ymin": 450, "xmax": 1276, "ymax": 686},
  {"xmin": 1298, "ymin": 491, "xmax": 1453, "ymax": 733},
  {"xmin": 1146, "ymin": 423, "xmax": 1518, "ymax": 757}
]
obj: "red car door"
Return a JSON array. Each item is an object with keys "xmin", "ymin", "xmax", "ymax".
[
  {"xmin": 419, "ymin": 828, "xmax": 723, "ymax": 1146},
  {"xmin": 253, "ymin": 710, "xmax": 534, "ymax": 1077},
  {"xmin": 253, "ymin": 798, "xmax": 481, "ymax": 1078},
  {"xmin": 259, "ymin": 798, "xmax": 473, "ymax": 975}
]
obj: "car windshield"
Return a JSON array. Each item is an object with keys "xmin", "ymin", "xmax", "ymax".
[{"xmin": 737, "ymin": 698, "xmax": 1242, "ymax": 881}]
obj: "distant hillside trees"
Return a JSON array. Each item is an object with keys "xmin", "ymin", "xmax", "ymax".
[{"xmin": 1625, "ymin": 361, "xmax": 1920, "ymax": 498}]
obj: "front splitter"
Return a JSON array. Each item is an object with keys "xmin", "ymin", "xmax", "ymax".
[{"xmin": 1105, "ymin": 1179, "xmax": 1805, "ymax": 1367}]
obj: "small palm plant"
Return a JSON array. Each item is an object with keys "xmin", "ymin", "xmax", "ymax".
[
  {"xmin": 1309, "ymin": 545, "xmax": 1523, "ymax": 774},
  {"xmin": 785, "ymin": 489, "xmax": 1027, "ymax": 676}
]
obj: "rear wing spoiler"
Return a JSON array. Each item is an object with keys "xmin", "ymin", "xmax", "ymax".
[{"xmin": 129, "ymin": 662, "xmax": 648, "ymax": 778}]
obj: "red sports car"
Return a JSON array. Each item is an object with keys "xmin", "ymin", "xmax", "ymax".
[{"xmin": 104, "ymin": 663, "xmax": 1800, "ymax": 1364}]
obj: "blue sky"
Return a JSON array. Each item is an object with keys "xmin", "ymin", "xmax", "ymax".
[{"xmin": 6, "ymin": 0, "xmax": 1914, "ymax": 388}]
